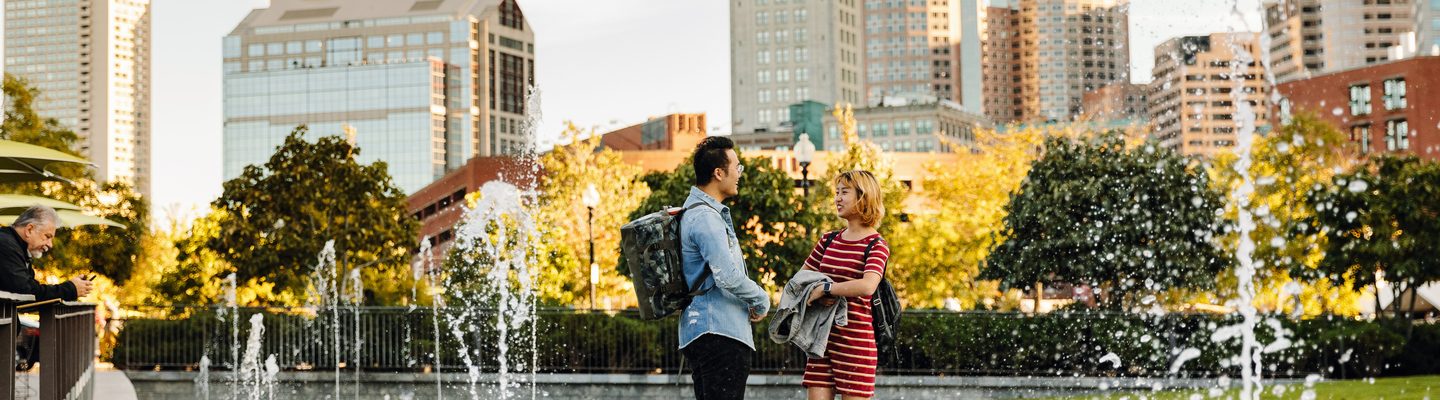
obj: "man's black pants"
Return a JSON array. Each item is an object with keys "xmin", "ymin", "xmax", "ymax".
[{"xmin": 681, "ymin": 334, "xmax": 753, "ymax": 400}]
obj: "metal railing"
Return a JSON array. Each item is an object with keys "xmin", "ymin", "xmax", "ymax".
[
  {"xmin": 110, "ymin": 306, "xmax": 1336, "ymax": 378},
  {"xmin": 0, "ymin": 290, "xmax": 35, "ymax": 400},
  {"xmin": 0, "ymin": 292, "xmax": 95, "ymax": 400},
  {"xmin": 33, "ymin": 301, "xmax": 96, "ymax": 400}
]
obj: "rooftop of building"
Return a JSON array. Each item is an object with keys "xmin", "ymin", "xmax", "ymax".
[{"xmin": 230, "ymin": 0, "xmax": 516, "ymax": 34}]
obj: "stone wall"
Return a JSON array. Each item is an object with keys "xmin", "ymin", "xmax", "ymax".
[{"xmin": 126, "ymin": 371, "xmax": 1277, "ymax": 400}]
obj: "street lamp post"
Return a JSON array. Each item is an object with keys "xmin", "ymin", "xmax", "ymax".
[
  {"xmin": 794, "ymin": 133, "xmax": 816, "ymax": 197},
  {"xmin": 582, "ymin": 184, "xmax": 600, "ymax": 310}
]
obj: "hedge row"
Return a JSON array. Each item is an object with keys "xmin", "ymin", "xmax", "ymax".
[{"xmin": 110, "ymin": 308, "xmax": 1438, "ymax": 378}]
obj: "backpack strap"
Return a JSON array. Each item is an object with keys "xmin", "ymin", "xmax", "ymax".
[
  {"xmin": 681, "ymin": 202, "xmax": 721, "ymax": 295},
  {"xmin": 862, "ymin": 236, "xmax": 886, "ymax": 278},
  {"xmin": 822, "ymin": 231, "xmax": 886, "ymax": 277},
  {"xmin": 820, "ymin": 230, "xmax": 841, "ymax": 254}
]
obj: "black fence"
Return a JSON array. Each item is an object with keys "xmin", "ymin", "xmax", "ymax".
[
  {"xmin": 112, "ymin": 306, "xmax": 1420, "ymax": 378},
  {"xmin": 0, "ymin": 292, "xmax": 96, "ymax": 400}
]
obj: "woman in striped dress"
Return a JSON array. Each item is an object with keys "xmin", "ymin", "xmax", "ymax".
[{"xmin": 800, "ymin": 170, "xmax": 891, "ymax": 400}]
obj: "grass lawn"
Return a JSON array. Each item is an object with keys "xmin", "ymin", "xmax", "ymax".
[{"xmin": 1045, "ymin": 375, "xmax": 1439, "ymax": 400}]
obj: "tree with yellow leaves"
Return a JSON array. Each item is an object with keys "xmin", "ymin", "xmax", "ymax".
[
  {"xmin": 1209, "ymin": 113, "xmax": 1365, "ymax": 316},
  {"xmin": 531, "ymin": 123, "xmax": 651, "ymax": 308},
  {"xmin": 888, "ymin": 127, "xmax": 1043, "ymax": 309}
]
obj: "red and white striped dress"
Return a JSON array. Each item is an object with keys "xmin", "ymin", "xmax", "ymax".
[{"xmin": 801, "ymin": 230, "xmax": 890, "ymax": 398}]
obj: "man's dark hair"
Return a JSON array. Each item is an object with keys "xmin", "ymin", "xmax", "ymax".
[{"xmin": 692, "ymin": 136, "xmax": 735, "ymax": 186}]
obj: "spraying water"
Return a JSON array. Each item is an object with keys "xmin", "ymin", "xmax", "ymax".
[
  {"xmin": 239, "ymin": 314, "xmax": 267, "ymax": 400},
  {"xmin": 197, "ymin": 355, "xmax": 212, "ymax": 399},
  {"xmin": 428, "ymin": 85, "xmax": 544, "ymax": 399},
  {"xmin": 445, "ymin": 181, "xmax": 540, "ymax": 399},
  {"xmin": 225, "ymin": 273, "xmax": 239, "ymax": 400},
  {"xmin": 305, "ymin": 241, "xmax": 342, "ymax": 400}
]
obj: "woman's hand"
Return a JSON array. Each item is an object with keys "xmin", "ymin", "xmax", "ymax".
[{"xmin": 807, "ymin": 286, "xmax": 838, "ymax": 307}]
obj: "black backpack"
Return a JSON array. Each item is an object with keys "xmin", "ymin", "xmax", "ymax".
[{"xmin": 820, "ymin": 231, "xmax": 902, "ymax": 367}]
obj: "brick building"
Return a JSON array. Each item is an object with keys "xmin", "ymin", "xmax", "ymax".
[{"xmin": 1275, "ymin": 56, "xmax": 1439, "ymax": 160}]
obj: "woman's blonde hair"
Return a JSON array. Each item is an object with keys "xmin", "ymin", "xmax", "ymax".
[{"xmin": 834, "ymin": 170, "xmax": 885, "ymax": 228}]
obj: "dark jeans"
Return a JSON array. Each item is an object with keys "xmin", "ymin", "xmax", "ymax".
[{"xmin": 681, "ymin": 334, "xmax": 753, "ymax": 400}]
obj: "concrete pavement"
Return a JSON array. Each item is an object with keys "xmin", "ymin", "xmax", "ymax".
[{"xmin": 16, "ymin": 362, "xmax": 137, "ymax": 400}]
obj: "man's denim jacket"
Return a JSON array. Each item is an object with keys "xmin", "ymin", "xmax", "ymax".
[{"xmin": 677, "ymin": 186, "xmax": 771, "ymax": 350}]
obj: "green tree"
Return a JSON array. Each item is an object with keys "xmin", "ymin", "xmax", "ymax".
[
  {"xmin": 982, "ymin": 131, "xmax": 1229, "ymax": 308},
  {"xmin": 627, "ymin": 152, "xmax": 827, "ymax": 291},
  {"xmin": 208, "ymin": 126, "xmax": 418, "ymax": 305},
  {"xmin": 1307, "ymin": 155, "xmax": 1440, "ymax": 326},
  {"xmin": 1209, "ymin": 113, "xmax": 1364, "ymax": 316},
  {"xmin": 0, "ymin": 73, "xmax": 148, "ymax": 285}
]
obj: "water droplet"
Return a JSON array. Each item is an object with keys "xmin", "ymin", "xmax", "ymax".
[{"xmin": 1347, "ymin": 179, "xmax": 1368, "ymax": 192}]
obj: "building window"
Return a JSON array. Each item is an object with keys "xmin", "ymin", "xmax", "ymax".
[
  {"xmin": 1383, "ymin": 78, "xmax": 1407, "ymax": 110},
  {"xmin": 1351, "ymin": 124, "xmax": 1371, "ymax": 154},
  {"xmin": 1349, "ymin": 84, "xmax": 1371, "ymax": 116},
  {"xmin": 1385, "ymin": 119, "xmax": 1409, "ymax": 151}
]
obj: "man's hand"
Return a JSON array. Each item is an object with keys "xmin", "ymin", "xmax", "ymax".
[
  {"xmin": 69, "ymin": 276, "xmax": 93, "ymax": 298},
  {"xmin": 749, "ymin": 309, "xmax": 766, "ymax": 323}
]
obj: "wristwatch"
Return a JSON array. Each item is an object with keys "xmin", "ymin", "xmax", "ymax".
[{"xmin": 822, "ymin": 281, "xmax": 832, "ymax": 297}]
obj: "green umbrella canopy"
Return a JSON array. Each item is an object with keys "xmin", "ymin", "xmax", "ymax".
[{"xmin": 0, "ymin": 140, "xmax": 92, "ymax": 180}]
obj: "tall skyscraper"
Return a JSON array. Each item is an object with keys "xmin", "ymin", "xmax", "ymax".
[
  {"xmin": 1414, "ymin": 0, "xmax": 1440, "ymax": 56},
  {"xmin": 861, "ymin": 0, "xmax": 969, "ymax": 107},
  {"xmin": 975, "ymin": 0, "xmax": 1128, "ymax": 123},
  {"xmin": 223, "ymin": 0, "xmax": 534, "ymax": 193},
  {"xmin": 1149, "ymin": 33, "xmax": 1270, "ymax": 158},
  {"xmin": 1016, "ymin": 0, "xmax": 1129, "ymax": 123},
  {"xmin": 1263, "ymin": 0, "xmax": 1322, "ymax": 83},
  {"xmin": 731, "ymin": 0, "xmax": 863, "ymax": 136},
  {"xmin": 981, "ymin": 2, "xmax": 1022, "ymax": 123},
  {"xmin": 1265, "ymin": 0, "xmax": 1421, "ymax": 83},
  {"xmin": 4, "ymin": 0, "xmax": 152, "ymax": 196}
]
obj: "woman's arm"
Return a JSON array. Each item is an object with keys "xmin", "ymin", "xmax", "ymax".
[{"xmin": 806, "ymin": 272, "xmax": 882, "ymax": 303}]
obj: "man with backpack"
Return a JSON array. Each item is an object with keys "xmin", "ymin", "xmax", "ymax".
[{"xmin": 677, "ymin": 136, "xmax": 770, "ymax": 400}]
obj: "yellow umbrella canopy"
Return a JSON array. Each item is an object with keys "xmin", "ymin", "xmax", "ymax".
[
  {"xmin": 0, "ymin": 210, "xmax": 123, "ymax": 229},
  {"xmin": 0, "ymin": 194, "xmax": 83, "ymax": 214},
  {"xmin": 0, "ymin": 169, "xmax": 64, "ymax": 184},
  {"xmin": 0, "ymin": 140, "xmax": 91, "ymax": 183},
  {"xmin": 0, "ymin": 195, "xmax": 122, "ymax": 228}
]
